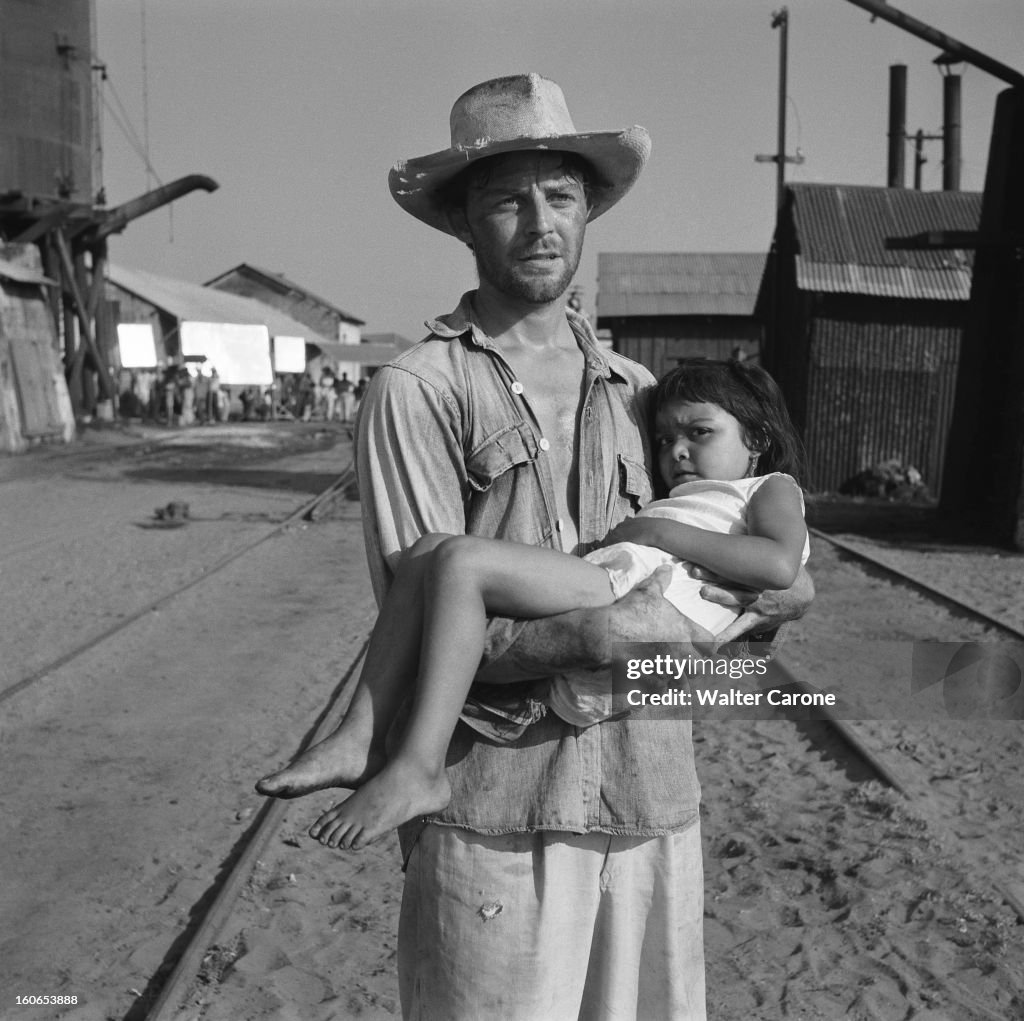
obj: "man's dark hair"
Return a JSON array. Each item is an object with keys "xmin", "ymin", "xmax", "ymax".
[{"xmin": 438, "ymin": 151, "xmax": 599, "ymax": 220}]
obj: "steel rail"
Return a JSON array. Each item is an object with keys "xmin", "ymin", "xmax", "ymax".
[
  {"xmin": 770, "ymin": 653, "xmax": 1024, "ymax": 926},
  {"xmin": 0, "ymin": 462, "xmax": 355, "ymax": 708},
  {"xmin": 142, "ymin": 638, "xmax": 370, "ymax": 1021},
  {"xmin": 809, "ymin": 526, "xmax": 1024, "ymax": 642}
]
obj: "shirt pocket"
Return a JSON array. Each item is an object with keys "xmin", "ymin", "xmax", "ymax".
[
  {"xmin": 466, "ymin": 422, "xmax": 539, "ymax": 492},
  {"xmin": 618, "ymin": 453, "xmax": 654, "ymax": 513}
]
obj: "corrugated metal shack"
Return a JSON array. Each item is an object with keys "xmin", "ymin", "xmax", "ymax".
[
  {"xmin": 760, "ymin": 183, "xmax": 982, "ymax": 494},
  {"xmin": 596, "ymin": 253, "xmax": 766, "ymax": 379}
]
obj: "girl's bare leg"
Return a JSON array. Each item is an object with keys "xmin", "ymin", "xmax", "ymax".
[
  {"xmin": 309, "ymin": 536, "xmax": 614, "ymax": 849},
  {"xmin": 256, "ymin": 533, "xmax": 451, "ymax": 798}
]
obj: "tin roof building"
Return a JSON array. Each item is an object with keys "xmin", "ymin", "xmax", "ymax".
[
  {"xmin": 761, "ymin": 182, "xmax": 983, "ymax": 494},
  {"xmin": 597, "ymin": 252, "xmax": 767, "ymax": 379}
]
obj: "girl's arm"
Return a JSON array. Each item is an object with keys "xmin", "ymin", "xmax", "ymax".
[{"xmin": 605, "ymin": 475, "xmax": 806, "ymax": 591}]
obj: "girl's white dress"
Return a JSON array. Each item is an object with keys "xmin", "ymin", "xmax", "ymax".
[{"xmin": 547, "ymin": 472, "xmax": 810, "ymax": 726}]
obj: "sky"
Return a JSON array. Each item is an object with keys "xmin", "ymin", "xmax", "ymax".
[{"xmin": 92, "ymin": 0, "xmax": 1024, "ymax": 342}]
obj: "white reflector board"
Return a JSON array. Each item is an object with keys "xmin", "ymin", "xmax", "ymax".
[
  {"xmin": 274, "ymin": 335, "xmax": 307, "ymax": 374},
  {"xmin": 179, "ymin": 321, "xmax": 273, "ymax": 386},
  {"xmin": 117, "ymin": 323, "xmax": 158, "ymax": 368}
]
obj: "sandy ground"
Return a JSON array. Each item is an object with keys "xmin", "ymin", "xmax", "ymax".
[{"xmin": 1, "ymin": 429, "xmax": 1022, "ymax": 1021}]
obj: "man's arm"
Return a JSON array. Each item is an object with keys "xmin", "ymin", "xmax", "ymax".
[
  {"xmin": 475, "ymin": 566, "xmax": 717, "ymax": 684},
  {"xmin": 697, "ymin": 564, "xmax": 815, "ymax": 650},
  {"xmin": 476, "ymin": 563, "xmax": 815, "ymax": 684}
]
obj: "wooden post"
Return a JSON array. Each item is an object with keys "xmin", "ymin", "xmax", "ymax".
[
  {"xmin": 939, "ymin": 87, "xmax": 1024, "ymax": 548},
  {"xmin": 53, "ymin": 228, "xmax": 114, "ymax": 405}
]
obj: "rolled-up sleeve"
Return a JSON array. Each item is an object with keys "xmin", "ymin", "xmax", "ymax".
[{"xmin": 356, "ymin": 364, "xmax": 466, "ymax": 603}]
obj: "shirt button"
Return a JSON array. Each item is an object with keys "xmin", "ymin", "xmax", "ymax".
[
  {"xmin": 510, "ymin": 381, "xmax": 524, "ymax": 395},
  {"xmin": 538, "ymin": 438, "xmax": 550, "ymax": 451},
  {"xmin": 555, "ymin": 518, "xmax": 564, "ymax": 532}
]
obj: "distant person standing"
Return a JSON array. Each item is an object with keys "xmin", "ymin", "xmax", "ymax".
[
  {"xmin": 208, "ymin": 368, "xmax": 222, "ymax": 422},
  {"xmin": 298, "ymin": 372, "xmax": 316, "ymax": 421},
  {"xmin": 193, "ymin": 370, "xmax": 210, "ymax": 423},
  {"xmin": 179, "ymin": 369, "xmax": 196, "ymax": 426},
  {"xmin": 337, "ymin": 372, "xmax": 355, "ymax": 422},
  {"xmin": 352, "ymin": 376, "xmax": 368, "ymax": 420},
  {"xmin": 320, "ymin": 370, "xmax": 338, "ymax": 421}
]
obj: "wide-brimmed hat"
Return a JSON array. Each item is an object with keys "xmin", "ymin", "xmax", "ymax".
[{"xmin": 389, "ymin": 73, "xmax": 652, "ymax": 236}]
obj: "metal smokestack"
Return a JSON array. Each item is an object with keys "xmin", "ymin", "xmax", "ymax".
[
  {"xmin": 942, "ymin": 73, "xmax": 962, "ymax": 190},
  {"xmin": 887, "ymin": 64, "xmax": 907, "ymax": 187}
]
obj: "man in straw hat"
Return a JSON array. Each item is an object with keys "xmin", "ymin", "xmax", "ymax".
[{"xmin": 266, "ymin": 73, "xmax": 811, "ymax": 1018}]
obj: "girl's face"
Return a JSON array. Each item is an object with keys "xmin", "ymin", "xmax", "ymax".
[{"xmin": 655, "ymin": 399, "xmax": 758, "ymax": 489}]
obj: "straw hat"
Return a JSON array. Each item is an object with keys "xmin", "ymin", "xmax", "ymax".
[{"xmin": 389, "ymin": 73, "xmax": 651, "ymax": 236}]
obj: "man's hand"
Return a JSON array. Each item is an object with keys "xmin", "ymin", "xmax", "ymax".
[
  {"xmin": 605, "ymin": 564, "xmax": 716, "ymax": 658},
  {"xmin": 695, "ymin": 564, "xmax": 814, "ymax": 648}
]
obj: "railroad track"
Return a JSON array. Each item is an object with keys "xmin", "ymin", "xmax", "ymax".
[
  {"xmin": 772, "ymin": 526, "xmax": 1024, "ymax": 923},
  {"xmin": 808, "ymin": 526, "xmax": 1024, "ymax": 642},
  {"xmin": 0, "ymin": 461, "xmax": 356, "ymax": 709},
  {"xmin": 130, "ymin": 522, "xmax": 1024, "ymax": 1020}
]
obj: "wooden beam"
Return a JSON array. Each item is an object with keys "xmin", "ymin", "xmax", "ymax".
[
  {"xmin": 885, "ymin": 230, "xmax": 1023, "ymax": 250},
  {"xmin": 53, "ymin": 229, "xmax": 114, "ymax": 401},
  {"xmin": 844, "ymin": 0, "xmax": 1024, "ymax": 88},
  {"xmin": 11, "ymin": 204, "xmax": 77, "ymax": 244},
  {"xmin": 81, "ymin": 174, "xmax": 219, "ymax": 243}
]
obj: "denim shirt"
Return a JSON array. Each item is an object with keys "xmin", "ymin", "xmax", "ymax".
[{"xmin": 356, "ymin": 292, "xmax": 702, "ymax": 839}]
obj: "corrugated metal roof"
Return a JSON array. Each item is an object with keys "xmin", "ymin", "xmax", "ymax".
[
  {"xmin": 205, "ymin": 263, "xmax": 364, "ymax": 325},
  {"xmin": 790, "ymin": 183, "xmax": 981, "ymax": 300},
  {"xmin": 597, "ymin": 252, "xmax": 767, "ymax": 318},
  {"xmin": 107, "ymin": 264, "xmax": 326, "ymax": 340}
]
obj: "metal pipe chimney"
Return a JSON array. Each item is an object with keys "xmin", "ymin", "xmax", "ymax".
[
  {"xmin": 887, "ymin": 64, "xmax": 907, "ymax": 187},
  {"xmin": 942, "ymin": 73, "xmax": 962, "ymax": 190}
]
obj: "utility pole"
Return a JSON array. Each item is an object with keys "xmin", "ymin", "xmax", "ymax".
[
  {"xmin": 755, "ymin": 8, "xmax": 805, "ymax": 208},
  {"xmin": 909, "ymin": 128, "xmax": 943, "ymax": 189}
]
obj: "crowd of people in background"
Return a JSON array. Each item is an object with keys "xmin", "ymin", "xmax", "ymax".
[{"xmin": 113, "ymin": 362, "xmax": 369, "ymax": 427}]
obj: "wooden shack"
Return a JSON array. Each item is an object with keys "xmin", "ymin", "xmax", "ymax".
[
  {"xmin": 0, "ymin": 245, "xmax": 74, "ymax": 451},
  {"xmin": 596, "ymin": 252, "xmax": 766, "ymax": 379},
  {"xmin": 105, "ymin": 264, "xmax": 322, "ymax": 383},
  {"xmin": 204, "ymin": 264, "xmax": 367, "ymax": 380},
  {"xmin": 760, "ymin": 183, "xmax": 982, "ymax": 494}
]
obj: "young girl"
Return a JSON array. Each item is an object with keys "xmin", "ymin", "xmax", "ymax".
[{"xmin": 257, "ymin": 358, "xmax": 809, "ymax": 849}]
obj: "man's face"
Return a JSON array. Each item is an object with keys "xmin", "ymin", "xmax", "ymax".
[{"xmin": 453, "ymin": 151, "xmax": 589, "ymax": 305}]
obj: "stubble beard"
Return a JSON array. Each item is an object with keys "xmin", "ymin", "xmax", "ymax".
[{"xmin": 473, "ymin": 235, "xmax": 584, "ymax": 306}]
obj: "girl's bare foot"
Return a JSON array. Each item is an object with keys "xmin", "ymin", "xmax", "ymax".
[
  {"xmin": 256, "ymin": 725, "xmax": 385, "ymax": 798},
  {"xmin": 308, "ymin": 758, "xmax": 451, "ymax": 850}
]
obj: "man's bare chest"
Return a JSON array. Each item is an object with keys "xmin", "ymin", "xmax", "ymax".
[{"xmin": 502, "ymin": 348, "xmax": 585, "ymax": 461}]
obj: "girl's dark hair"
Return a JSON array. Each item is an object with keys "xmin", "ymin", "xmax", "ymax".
[{"xmin": 652, "ymin": 357, "xmax": 805, "ymax": 481}]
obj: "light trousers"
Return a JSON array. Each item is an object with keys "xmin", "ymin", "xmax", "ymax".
[{"xmin": 398, "ymin": 823, "xmax": 706, "ymax": 1021}]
